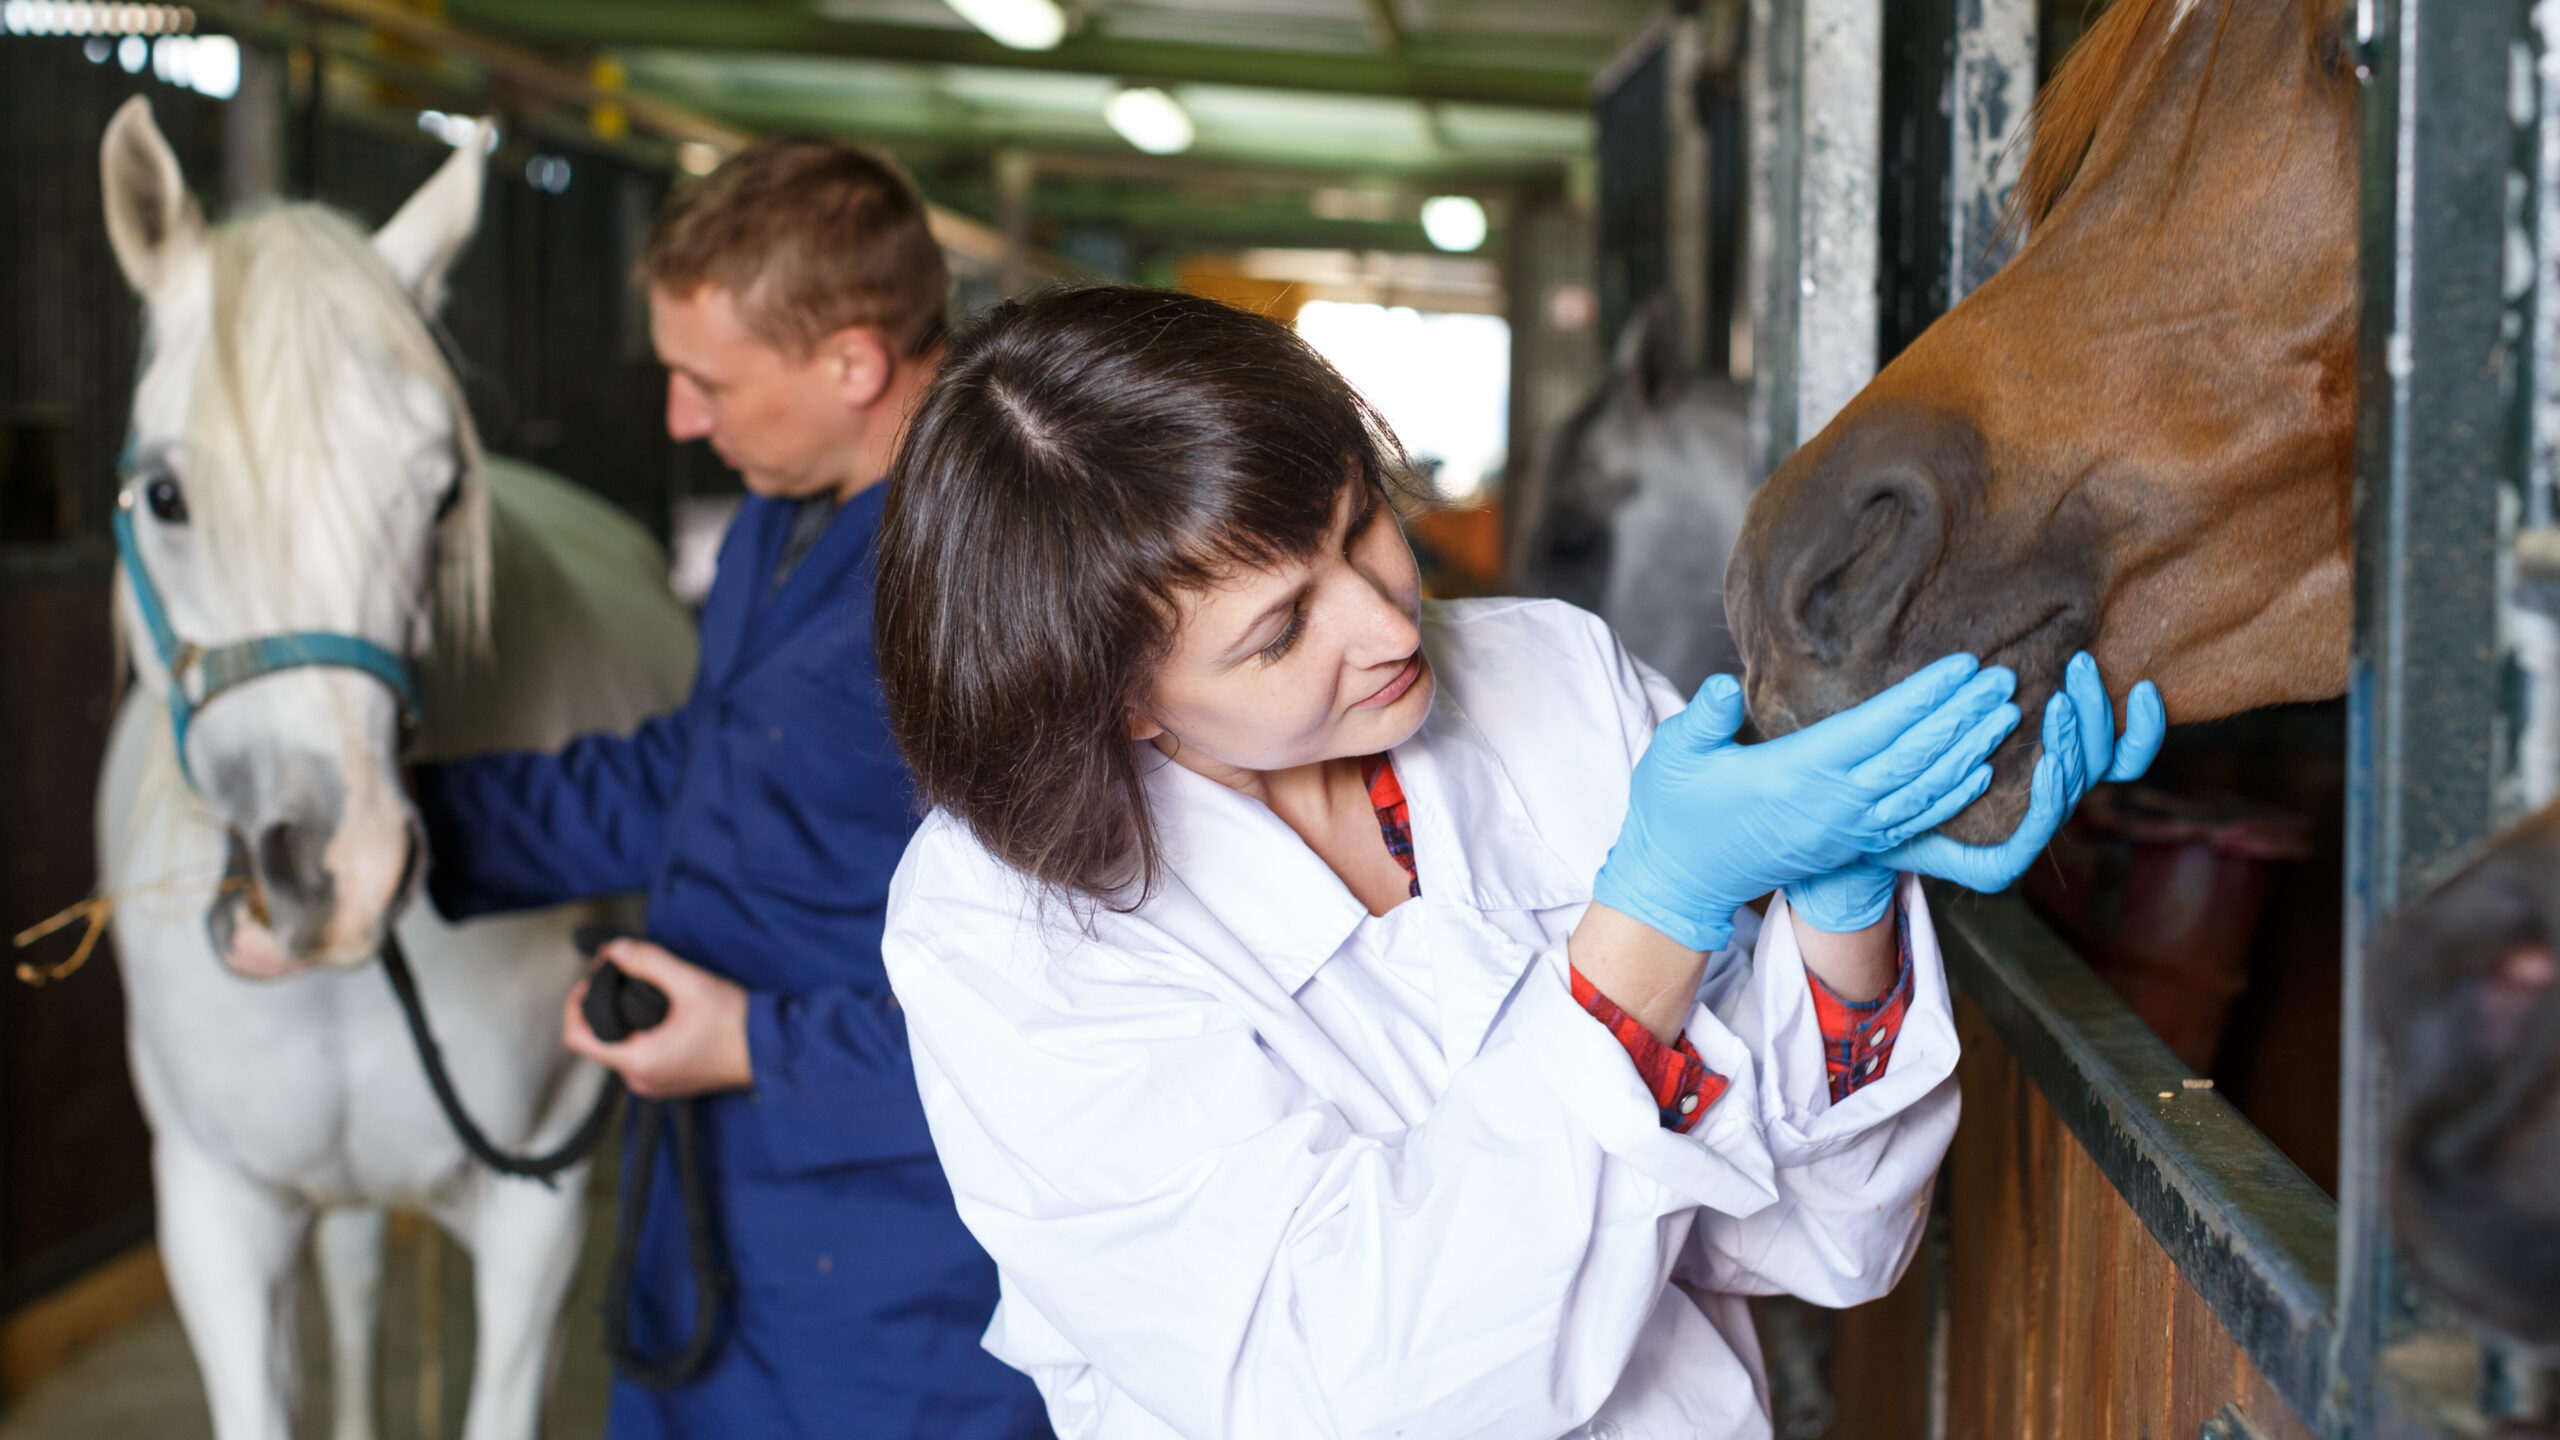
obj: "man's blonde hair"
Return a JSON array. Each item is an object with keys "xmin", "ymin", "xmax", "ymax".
[{"xmin": 639, "ymin": 135, "xmax": 949, "ymax": 358}]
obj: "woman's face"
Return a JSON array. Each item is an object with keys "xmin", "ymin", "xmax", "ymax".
[{"xmin": 1135, "ymin": 481, "xmax": 1433, "ymax": 781}]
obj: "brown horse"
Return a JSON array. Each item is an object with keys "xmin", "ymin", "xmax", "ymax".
[
  {"xmin": 1726, "ymin": 0, "xmax": 2560, "ymax": 1345},
  {"xmin": 1727, "ymin": 0, "xmax": 2357, "ymax": 844}
]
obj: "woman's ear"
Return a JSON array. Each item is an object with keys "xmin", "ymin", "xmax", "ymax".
[
  {"xmin": 1124, "ymin": 708, "xmax": 1166, "ymax": 743},
  {"xmin": 826, "ymin": 325, "xmax": 895, "ymax": 412}
]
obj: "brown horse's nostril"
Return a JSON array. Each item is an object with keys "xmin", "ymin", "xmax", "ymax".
[{"xmin": 1782, "ymin": 469, "xmax": 1948, "ymax": 668}]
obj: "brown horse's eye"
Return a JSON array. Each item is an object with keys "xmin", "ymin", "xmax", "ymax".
[{"xmin": 145, "ymin": 476, "xmax": 188, "ymax": 523}]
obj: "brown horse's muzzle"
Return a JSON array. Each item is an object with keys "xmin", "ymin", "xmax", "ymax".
[
  {"xmin": 2377, "ymin": 807, "xmax": 2560, "ymax": 1349},
  {"xmin": 1729, "ymin": 398, "xmax": 2099, "ymax": 843}
]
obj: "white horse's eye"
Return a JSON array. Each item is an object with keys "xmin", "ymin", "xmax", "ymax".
[{"xmin": 145, "ymin": 476, "xmax": 188, "ymax": 523}]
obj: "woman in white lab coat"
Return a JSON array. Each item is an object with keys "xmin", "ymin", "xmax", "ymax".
[{"xmin": 872, "ymin": 287, "xmax": 2162, "ymax": 1440}]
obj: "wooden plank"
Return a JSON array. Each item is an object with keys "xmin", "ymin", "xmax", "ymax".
[
  {"xmin": 0, "ymin": 1244, "xmax": 165, "ymax": 1402},
  {"xmin": 1931, "ymin": 887, "xmax": 2336, "ymax": 1419},
  {"xmin": 0, "ymin": 553, "xmax": 155, "ymax": 1310},
  {"xmin": 1943, "ymin": 995, "xmax": 2314, "ymax": 1440}
]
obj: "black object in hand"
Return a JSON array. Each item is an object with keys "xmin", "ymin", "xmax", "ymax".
[{"xmin": 574, "ymin": 925, "xmax": 670, "ymax": 1043}]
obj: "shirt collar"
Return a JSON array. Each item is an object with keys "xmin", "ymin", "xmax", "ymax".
[{"xmin": 1142, "ymin": 633, "xmax": 1587, "ymax": 995}]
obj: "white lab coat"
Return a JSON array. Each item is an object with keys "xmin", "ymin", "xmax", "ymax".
[{"xmin": 882, "ymin": 597, "xmax": 1961, "ymax": 1440}]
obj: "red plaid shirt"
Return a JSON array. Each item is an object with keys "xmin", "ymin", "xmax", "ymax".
[{"xmin": 1361, "ymin": 755, "xmax": 1911, "ymax": 1135}]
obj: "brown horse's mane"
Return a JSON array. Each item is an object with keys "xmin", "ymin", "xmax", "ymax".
[{"xmin": 2009, "ymin": 0, "xmax": 2352, "ymax": 234}]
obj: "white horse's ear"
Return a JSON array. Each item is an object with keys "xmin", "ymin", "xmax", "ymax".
[
  {"xmin": 374, "ymin": 119, "xmax": 489, "ymax": 314},
  {"xmin": 1614, "ymin": 294, "xmax": 1685, "ymax": 410},
  {"xmin": 101, "ymin": 96, "xmax": 203, "ymax": 296}
]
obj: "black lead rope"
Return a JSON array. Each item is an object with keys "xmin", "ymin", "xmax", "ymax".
[
  {"xmin": 378, "ymin": 928, "xmax": 726, "ymax": 1387},
  {"xmin": 603, "ymin": 1095, "xmax": 724, "ymax": 1388},
  {"xmin": 378, "ymin": 930, "xmax": 622, "ymax": 1182}
]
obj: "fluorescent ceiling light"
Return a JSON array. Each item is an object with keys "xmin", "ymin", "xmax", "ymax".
[
  {"xmin": 149, "ymin": 33, "xmax": 235, "ymax": 98},
  {"xmin": 941, "ymin": 0, "xmax": 1064, "ymax": 51},
  {"xmin": 1420, "ymin": 194, "xmax": 1488, "ymax": 253},
  {"xmin": 1106, "ymin": 85, "xmax": 1194, "ymax": 156}
]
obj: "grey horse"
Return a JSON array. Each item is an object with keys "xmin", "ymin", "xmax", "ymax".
[{"xmin": 1520, "ymin": 299, "xmax": 1754, "ymax": 696}]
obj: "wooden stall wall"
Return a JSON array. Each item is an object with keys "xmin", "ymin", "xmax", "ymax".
[
  {"xmin": 1943, "ymin": 997, "xmax": 2309, "ymax": 1440},
  {"xmin": 0, "ymin": 553, "xmax": 152, "ymax": 1325},
  {"xmin": 0, "ymin": 38, "xmax": 221, "ymax": 1325},
  {"xmin": 1827, "ymin": 999, "xmax": 2317, "ymax": 1440}
]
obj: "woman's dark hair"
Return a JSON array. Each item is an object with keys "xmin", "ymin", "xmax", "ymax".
[{"xmin": 878, "ymin": 285, "xmax": 1414, "ymax": 905}]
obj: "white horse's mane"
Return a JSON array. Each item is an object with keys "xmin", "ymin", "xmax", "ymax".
[{"xmin": 183, "ymin": 203, "xmax": 491, "ymax": 656}]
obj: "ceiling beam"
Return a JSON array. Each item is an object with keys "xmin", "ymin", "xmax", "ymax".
[
  {"xmin": 1361, "ymin": 0, "xmax": 1407, "ymax": 57},
  {"xmin": 445, "ymin": 0, "xmax": 1596, "ymax": 110},
  {"xmin": 277, "ymin": 0, "xmax": 753, "ymax": 147},
  {"xmin": 223, "ymin": 0, "xmax": 1070, "ymax": 274}
]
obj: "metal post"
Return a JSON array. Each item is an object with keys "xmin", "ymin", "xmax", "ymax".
[
  {"xmin": 1945, "ymin": 0, "xmax": 2034, "ymax": 301},
  {"xmin": 992, "ymin": 146, "xmax": 1035, "ymax": 300},
  {"xmin": 1746, "ymin": 0, "xmax": 1799, "ymax": 475},
  {"xmin": 224, "ymin": 41, "xmax": 287, "ymax": 208},
  {"xmin": 1667, "ymin": 9, "xmax": 1713, "ymax": 371},
  {"xmin": 1797, "ymin": 0, "xmax": 1882, "ymax": 439},
  {"xmin": 1878, "ymin": 0, "xmax": 2032, "ymax": 361},
  {"xmin": 1747, "ymin": 0, "xmax": 1882, "ymax": 478},
  {"xmin": 2340, "ymin": 0, "xmax": 2521, "ymax": 1431}
]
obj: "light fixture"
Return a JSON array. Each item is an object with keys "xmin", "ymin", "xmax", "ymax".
[
  {"xmin": 1420, "ymin": 194, "xmax": 1488, "ymax": 253},
  {"xmin": 149, "ymin": 32, "xmax": 235, "ymax": 98},
  {"xmin": 1, "ymin": 2, "xmax": 195, "ymax": 34},
  {"xmin": 940, "ymin": 0, "xmax": 1064, "ymax": 51},
  {"xmin": 676, "ymin": 141, "xmax": 726, "ymax": 177},
  {"xmin": 1105, "ymin": 85, "xmax": 1194, "ymax": 156}
]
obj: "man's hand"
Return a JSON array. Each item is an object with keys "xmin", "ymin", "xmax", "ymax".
[{"xmin": 564, "ymin": 938, "xmax": 754, "ymax": 1099}]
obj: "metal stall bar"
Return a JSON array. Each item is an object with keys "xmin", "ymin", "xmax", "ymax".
[
  {"xmin": 1877, "ymin": 0, "xmax": 2034, "ymax": 361},
  {"xmin": 1945, "ymin": 0, "xmax": 2034, "ymax": 302},
  {"xmin": 2340, "ymin": 0, "xmax": 2529, "ymax": 1433},
  {"xmin": 1746, "ymin": 0, "xmax": 1882, "ymax": 480},
  {"xmin": 1756, "ymin": 0, "xmax": 2028, "ymax": 480}
]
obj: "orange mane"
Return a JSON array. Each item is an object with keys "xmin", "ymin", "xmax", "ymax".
[{"xmin": 2008, "ymin": 0, "xmax": 2353, "ymax": 235}]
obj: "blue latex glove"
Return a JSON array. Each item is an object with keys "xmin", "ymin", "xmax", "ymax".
[
  {"xmin": 1784, "ymin": 651, "xmax": 2168, "ymax": 931},
  {"xmin": 1592, "ymin": 654, "xmax": 2021, "ymax": 952}
]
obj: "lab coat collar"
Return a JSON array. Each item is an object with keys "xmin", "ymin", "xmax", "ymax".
[
  {"xmin": 1144, "ymin": 649, "xmax": 1587, "ymax": 1000},
  {"xmin": 1395, "ymin": 675, "xmax": 1589, "ymax": 1059}
]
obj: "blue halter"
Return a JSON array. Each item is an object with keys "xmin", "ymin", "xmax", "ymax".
[{"xmin": 111, "ymin": 480, "xmax": 423, "ymax": 787}]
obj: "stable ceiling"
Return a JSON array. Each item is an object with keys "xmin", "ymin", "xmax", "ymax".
[{"xmin": 443, "ymin": 0, "xmax": 1654, "ymax": 259}]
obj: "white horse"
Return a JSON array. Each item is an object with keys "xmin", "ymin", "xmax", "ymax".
[
  {"xmin": 93, "ymin": 97, "xmax": 695, "ymax": 1440},
  {"xmin": 1521, "ymin": 298, "xmax": 1755, "ymax": 696}
]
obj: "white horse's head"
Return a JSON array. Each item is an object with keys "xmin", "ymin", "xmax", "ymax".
[{"xmin": 101, "ymin": 97, "xmax": 492, "ymax": 977}]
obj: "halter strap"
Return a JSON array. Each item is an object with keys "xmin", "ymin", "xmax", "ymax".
[{"xmin": 112, "ymin": 490, "xmax": 422, "ymax": 786}]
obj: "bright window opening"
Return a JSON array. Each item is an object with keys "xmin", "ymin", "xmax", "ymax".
[{"xmin": 1294, "ymin": 301, "xmax": 1509, "ymax": 503}]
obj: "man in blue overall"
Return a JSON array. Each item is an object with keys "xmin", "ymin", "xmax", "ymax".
[{"xmin": 412, "ymin": 137, "xmax": 1053, "ymax": 1439}]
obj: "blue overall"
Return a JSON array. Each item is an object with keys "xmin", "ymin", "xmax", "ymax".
[{"xmin": 413, "ymin": 485, "xmax": 1053, "ymax": 1439}]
